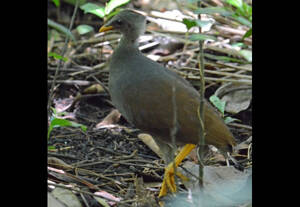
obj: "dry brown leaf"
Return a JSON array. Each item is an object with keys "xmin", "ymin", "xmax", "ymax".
[
  {"xmin": 233, "ymin": 136, "xmax": 252, "ymax": 158},
  {"xmin": 151, "ymin": 36, "xmax": 184, "ymax": 56},
  {"xmin": 187, "ymin": 148, "xmax": 198, "ymax": 163},
  {"xmin": 148, "ymin": 10, "xmax": 189, "ymax": 33},
  {"xmin": 83, "ymin": 84, "xmax": 105, "ymax": 94},
  {"xmin": 93, "ymin": 196, "xmax": 110, "ymax": 207},
  {"xmin": 178, "ymin": 163, "xmax": 252, "ymax": 206},
  {"xmin": 53, "ymin": 98, "xmax": 74, "ymax": 113},
  {"xmin": 48, "ymin": 192, "xmax": 66, "ymax": 207},
  {"xmin": 51, "ymin": 188, "xmax": 82, "ymax": 207},
  {"xmin": 94, "ymin": 190, "xmax": 122, "ymax": 206},
  {"xmin": 95, "ymin": 109, "xmax": 121, "ymax": 129},
  {"xmin": 48, "ymin": 157, "xmax": 73, "ymax": 171},
  {"xmin": 215, "ymin": 83, "xmax": 252, "ymax": 114},
  {"xmin": 138, "ymin": 133, "xmax": 163, "ymax": 159}
]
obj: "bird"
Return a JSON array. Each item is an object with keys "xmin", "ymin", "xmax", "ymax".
[{"xmin": 99, "ymin": 9, "xmax": 237, "ymax": 197}]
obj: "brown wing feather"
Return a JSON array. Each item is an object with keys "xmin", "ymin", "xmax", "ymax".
[{"xmin": 118, "ymin": 63, "xmax": 235, "ymax": 152}]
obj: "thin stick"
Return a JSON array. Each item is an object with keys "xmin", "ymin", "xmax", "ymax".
[
  {"xmin": 47, "ymin": 0, "xmax": 80, "ymax": 119},
  {"xmin": 181, "ymin": 67, "xmax": 252, "ymax": 79},
  {"xmin": 228, "ymin": 122, "xmax": 252, "ymax": 130},
  {"xmin": 170, "ymin": 83, "xmax": 179, "ymax": 191},
  {"xmin": 187, "ymin": 76, "xmax": 252, "ymax": 84},
  {"xmin": 197, "ymin": 1, "xmax": 205, "ymax": 189},
  {"xmin": 47, "ymin": 80, "xmax": 92, "ymax": 86}
]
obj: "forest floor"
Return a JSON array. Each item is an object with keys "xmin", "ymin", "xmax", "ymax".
[{"xmin": 48, "ymin": 1, "xmax": 252, "ymax": 206}]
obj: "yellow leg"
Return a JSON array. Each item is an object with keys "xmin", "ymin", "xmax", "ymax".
[{"xmin": 158, "ymin": 144, "xmax": 196, "ymax": 197}]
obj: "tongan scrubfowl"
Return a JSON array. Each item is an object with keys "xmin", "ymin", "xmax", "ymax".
[{"xmin": 99, "ymin": 9, "xmax": 236, "ymax": 197}]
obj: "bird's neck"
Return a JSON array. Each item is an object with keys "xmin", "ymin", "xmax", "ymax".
[
  {"xmin": 119, "ymin": 35, "xmax": 139, "ymax": 49},
  {"xmin": 111, "ymin": 35, "xmax": 141, "ymax": 67}
]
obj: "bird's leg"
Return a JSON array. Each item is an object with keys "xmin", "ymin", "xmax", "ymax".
[{"xmin": 159, "ymin": 144, "xmax": 196, "ymax": 197}]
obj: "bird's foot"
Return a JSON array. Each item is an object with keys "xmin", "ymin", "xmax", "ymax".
[{"xmin": 158, "ymin": 162, "xmax": 189, "ymax": 197}]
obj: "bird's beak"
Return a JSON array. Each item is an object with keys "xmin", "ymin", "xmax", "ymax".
[{"xmin": 99, "ymin": 25, "xmax": 114, "ymax": 33}]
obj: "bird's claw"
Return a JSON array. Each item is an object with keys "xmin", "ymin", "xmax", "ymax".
[{"xmin": 158, "ymin": 162, "xmax": 189, "ymax": 197}]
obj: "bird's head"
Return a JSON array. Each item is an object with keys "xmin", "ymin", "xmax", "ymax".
[{"xmin": 99, "ymin": 9, "xmax": 146, "ymax": 42}]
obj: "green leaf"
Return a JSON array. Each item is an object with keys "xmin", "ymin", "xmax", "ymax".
[
  {"xmin": 183, "ymin": 18, "xmax": 197, "ymax": 30},
  {"xmin": 226, "ymin": 0, "xmax": 243, "ymax": 9},
  {"xmin": 195, "ymin": 20, "xmax": 214, "ymax": 28},
  {"xmin": 48, "ymin": 29, "xmax": 61, "ymax": 41},
  {"xmin": 231, "ymin": 15, "xmax": 252, "ymax": 27},
  {"xmin": 52, "ymin": 0, "xmax": 60, "ymax": 7},
  {"xmin": 226, "ymin": 0, "xmax": 252, "ymax": 23},
  {"xmin": 76, "ymin": 24, "xmax": 94, "ymax": 35},
  {"xmin": 242, "ymin": 28, "xmax": 252, "ymax": 40},
  {"xmin": 48, "ymin": 146, "xmax": 56, "ymax": 150},
  {"xmin": 226, "ymin": 0, "xmax": 252, "ymax": 22},
  {"xmin": 80, "ymin": 3, "xmax": 105, "ymax": 18},
  {"xmin": 104, "ymin": 0, "xmax": 131, "ymax": 15},
  {"xmin": 194, "ymin": 7, "xmax": 232, "ymax": 16},
  {"xmin": 231, "ymin": 42, "xmax": 245, "ymax": 49},
  {"xmin": 48, "ymin": 52, "xmax": 68, "ymax": 62},
  {"xmin": 51, "ymin": 118, "xmax": 87, "ymax": 131},
  {"xmin": 224, "ymin": 116, "xmax": 239, "ymax": 124},
  {"xmin": 183, "ymin": 19, "xmax": 214, "ymax": 30},
  {"xmin": 51, "ymin": 107, "xmax": 57, "ymax": 115},
  {"xmin": 209, "ymin": 95, "xmax": 226, "ymax": 116},
  {"xmin": 242, "ymin": 2, "xmax": 252, "ymax": 18},
  {"xmin": 189, "ymin": 34, "xmax": 217, "ymax": 41},
  {"xmin": 48, "ymin": 19, "xmax": 76, "ymax": 41},
  {"xmin": 239, "ymin": 50, "xmax": 252, "ymax": 62},
  {"xmin": 63, "ymin": 0, "xmax": 86, "ymax": 6},
  {"xmin": 48, "ymin": 118, "xmax": 87, "ymax": 139},
  {"xmin": 105, "ymin": 9, "xmax": 120, "ymax": 20}
]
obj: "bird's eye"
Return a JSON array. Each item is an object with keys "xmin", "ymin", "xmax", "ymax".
[{"xmin": 115, "ymin": 19, "xmax": 122, "ymax": 26}]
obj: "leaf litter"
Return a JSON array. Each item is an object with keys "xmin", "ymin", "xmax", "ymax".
[{"xmin": 48, "ymin": 0, "xmax": 252, "ymax": 206}]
